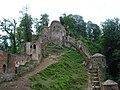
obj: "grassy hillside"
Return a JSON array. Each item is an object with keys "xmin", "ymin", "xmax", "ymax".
[{"xmin": 30, "ymin": 48, "xmax": 87, "ymax": 90}]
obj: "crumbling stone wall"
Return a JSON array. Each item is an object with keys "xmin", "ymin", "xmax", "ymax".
[
  {"xmin": 50, "ymin": 21, "xmax": 66, "ymax": 45},
  {"xmin": 15, "ymin": 54, "xmax": 30, "ymax": 68},
  {"xmin": 23, "ymin": 20, "xmax": 66, "ymax": 61},
  {"xmin": 0, "ymin": 50, "xmax": 7, "ymax": 75},
  {"xmin": 0, "ymin": 50, "xmax": 15, "ymax": 75},
  {"xmin": 24, "ymin": 41, "xmax": 41, "ymax": 62},
  {"xmin": 90, "ymin": 53, "xmax": 106, "ymax": 71},
  {"xmin": 63, "ymin": 35, "xmax": 91, "ymax": 59},
  {"xmin": 0, "ymin": 51, "xmax": 16, "ymax": 82},
  {"xmin": 0, "ymin": 20, "xmax": 69, "ymax": 83},
  {"xmin": 40, "ymin": 26, "xmax": 51, "ymax": 44},
  {"xmin": 7, "ymin": 54, "xmax": 15, "ymax": 74}
]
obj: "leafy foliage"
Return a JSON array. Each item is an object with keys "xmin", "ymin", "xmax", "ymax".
[
  {"xmin": 101, "ymin": 18, "xmax": 120, "ymax": 86},
  {"xmin": 34, "ymin": 13, "xmax": 49, "ymax": 34},
  {"xmin": 19, "ymin": 6, "xmax": 33, "ymax": 42},
  {"xmin": 19, "ymin": 13, "xmax": 33, "ymax": 42},
  {"xmin": 86, "ymin": 21, "xmax": 101, "ymax": 41},
  {"xmin": 60, "ymin": 14, "xmax": 86, "ymax": 37},
  {"xmin": 0, "ymin": 18, "xmax": 17, "ymax": 53},
  {"xmin": 82, "ymin": 39, "xmax": 101, "ymax": 54}
]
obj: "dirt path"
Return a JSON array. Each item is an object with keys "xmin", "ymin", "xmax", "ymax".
[{"xmin": 0, "ymin": 55, "xmax": 59, "ymax": 90}]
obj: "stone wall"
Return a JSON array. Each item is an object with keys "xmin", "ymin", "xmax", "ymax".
[
  {"xmin": 64, "ymin": 35, "xmax": 91, "ymax": 59},
  {"xmin": 24, "ymin": 41, "xmax": 42, "ymax": 62},
  {"xmin": 0, "ymin": 51, "xmax": 15, "ymax": 75},
  {"xmin": 0, "ymin": 51, "xmax": 16, "ymax": 83},
  {"xmin": 15, "ymin": 54, "xmax": 30, "ymax": 67},
  {"xmin": 40, "ymin": 26, "xmax": 51, "ymax": 43},
  {"xmin": 7, "ymin": 54, "xmax": 15, "ymax": 74},
  {"xmin": 0, "ymin": 50, "xmax": 7, "ymax": 75},
  {"xmin": 90, "ymin": 53, "xmax": 106, "ymax": 69},
  {"xmin": 50, "ymin": 21, "xmax": 66, "ymax": 45}
]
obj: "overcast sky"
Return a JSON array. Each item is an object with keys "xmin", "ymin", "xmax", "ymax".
[{"xmin": 0, "ymin": 0, "xmax": 120, "ymax": 25}]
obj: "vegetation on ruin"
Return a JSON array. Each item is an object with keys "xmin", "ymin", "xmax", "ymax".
[
  {"xmin": 0, "ymin": 6, "xmax": 120, "ymax": 88},
  {"xmin": 30, "ymin": 48, "xmax": 87, "ymax": 90}
]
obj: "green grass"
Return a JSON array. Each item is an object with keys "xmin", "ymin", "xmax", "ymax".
[{"xmin": 30, "ymin": 49, "xmax": 87, "ymax": 90}]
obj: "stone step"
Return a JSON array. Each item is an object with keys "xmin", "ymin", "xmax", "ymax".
[
  {"xmin": 89, "ymin": 69, "xmax": 98, "ymax": 73},
  {"xmin": 91, "ymin": 76, "xmax": 99, "ymax": 79},
  {"xmin": 91, "ymin": 80, "xmax": 99, "ymax": 83},
  {"xmin": 92, "ymin": 85, "xmax": 100, "ymax": 88},
  {"xmin": 89, "ymin": 68, "xmax": 98, "ymax": 70},
  {"xmin": 90, "ymin": 86, "xmax": 101, "ymax": 90},
  {"xmin": 91, "ymin": 77, "xmax": 99, "ymax": 81},
  {"xmin": 91, "ymin": 73, "xmax": 98, "ymax": 76},
  {"xmin": 91, "ymin": 80, "xmax": 100, "ymax": 85},
  {"xmin": 90, "ymin": 72, "xmax": 98, "ymax": 74}
]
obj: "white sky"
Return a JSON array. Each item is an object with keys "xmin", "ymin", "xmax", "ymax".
[{"xmin": 0, "ymin": 0, "xmax": 120, "ymax": 25}]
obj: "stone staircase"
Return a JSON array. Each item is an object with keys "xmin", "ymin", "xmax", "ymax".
[
  {"xmin": 89, "ymin": 68, "xmax": 101, "ymax": 90},
  {"xmin": 63, "ymin": 36, "xmax": 103, "ymax": 90}
]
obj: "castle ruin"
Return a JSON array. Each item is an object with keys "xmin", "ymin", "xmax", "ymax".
[{"xmin": 0, "ymin": 20, "xmax": 115, "ymax": 90}]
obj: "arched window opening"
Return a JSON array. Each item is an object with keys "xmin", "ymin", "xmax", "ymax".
[
  {"xmin": 15, "ymin": 67, "xmax": 18, "ymax": 74},
  {"xmin": 102, "ymin": 59, "xmax": 104, "ymax": 62},
  {"xmin": 53, "ymin": 26, "xmax": 55, "ymax": 31},
  {"xmin": 30, "ymin": 54, "xmax": 32, "ymax": 57},
  {"xmin": 3, "ymin": 64, "xmax": 6, "ymax": 73},
  {"xmin": 33, "ymin": 44, "xmax": 36, "ymax": 49}
]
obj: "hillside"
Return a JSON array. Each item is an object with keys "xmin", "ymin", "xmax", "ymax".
[{"xmin": 30, "ymin": 47, "xmax": 88, "ymax": 90}]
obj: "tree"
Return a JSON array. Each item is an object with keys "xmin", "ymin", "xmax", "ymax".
[
  {"xmin": 0, "ymin": 18, "xmax": 17, "ymax": 53},
  {"xmin": 73, "ymin": 15, "xmax": 87, "ymax": 37},
  {"xmin": 59, "ymin": 14, "xmax": 86, "ymax": 37},
  {"xmin": 40, "ymin": 14, "xmax": 49, "ymax": 26},
  {"xmin": 86, "ymin": 21, "xmax": 93, "ymax": 39},
  {"xmin": 59, "ymin": 14, "xmax": 76, "ymax": 36},
  {"xmin": 101, "ymin": 18, "xmax": 120, "ymax": 81},
  {"xmin": 15, "ymin": 26, "xmax": 24, "ymax": 53},
  {"xmin": 86, "ymin": 21, "xmax": 101, "ymax": 41},
  {"xmin": 34, "ymin": 13, "xmax": 49, "ymax": 34},
  {"xmin": 92, "ymin": 24, "xmax": 101, "ymax": 41},
  {"xmin": 59, "ymin": 16, "xmax": 64, "ymax": 25},
  {"xmin": 0, "ymin": 35, "xmax": 9, "ymax": 51},
  {"xmin": 19, "ymin": 6, "xmax": 33, "ymax": 42}
]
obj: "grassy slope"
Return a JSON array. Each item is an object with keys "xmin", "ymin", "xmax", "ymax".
[{"xmin": 30, "ymin": 48, "xmax": 87, "ymax": 90}]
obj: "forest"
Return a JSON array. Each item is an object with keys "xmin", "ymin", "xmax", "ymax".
[{"xmin": 0, "ymin": 7, "xmax": 120, "ymax": 86}]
